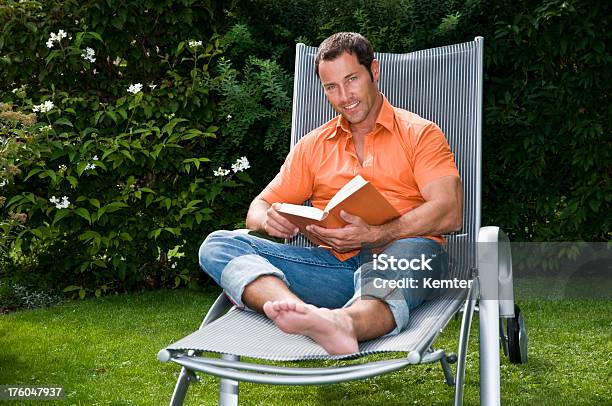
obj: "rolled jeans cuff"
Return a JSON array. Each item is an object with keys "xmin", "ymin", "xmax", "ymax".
[
  {"xmin": 220, "ymin": 254, "xmax": 289, "ymax": 310},
  {"xmin": 343, "ymin": 281, "xmax": 410, "ymax": 337}
]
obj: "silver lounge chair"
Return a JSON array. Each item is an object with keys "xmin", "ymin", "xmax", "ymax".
[{"xmin": 158, "ymin": 36, "xmax": 528, "ymax": 405}]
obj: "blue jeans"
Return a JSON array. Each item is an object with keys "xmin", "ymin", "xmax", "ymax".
[{"xmin": 199, "ymin": 230, "xmax": 448, "ymax": 335}]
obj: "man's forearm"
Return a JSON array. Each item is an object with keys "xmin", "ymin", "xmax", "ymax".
[
  {"xmin": 246, "ymin": 196, "xmax": 300, "ymax": 239},
  {"xmin": 371, "ymin": 176, "xmax": 463, "ymax": 245},
  {"xmin": 373, "ymin": 199, "xmax": 462, "ymax": 245},
  {"xmin": 246, "ymin": 196, "xmax": 270, "ymax": 233}
]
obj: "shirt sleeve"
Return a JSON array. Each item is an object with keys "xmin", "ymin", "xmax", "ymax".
[
  {"xmin": 259, "ymin": 135, "xmax": 315, "ymax": 205},
  {"xmin": 412, "ymin": 123, "xmax": 460, "ymax": 190}
]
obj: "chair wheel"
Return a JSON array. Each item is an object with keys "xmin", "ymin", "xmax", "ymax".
[{"xmin": 507, "ymin": 304, "xmax": 528, "ymax": 364}]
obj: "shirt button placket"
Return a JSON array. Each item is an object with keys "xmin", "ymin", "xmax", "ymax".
[{"xmin": 363, "ymin": 138, "xmax": 374, "ymax": 178}]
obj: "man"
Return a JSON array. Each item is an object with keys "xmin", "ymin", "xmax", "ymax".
[{"xmin": 199, "ymin": 32, "xmax": 462, "ymax": 355}]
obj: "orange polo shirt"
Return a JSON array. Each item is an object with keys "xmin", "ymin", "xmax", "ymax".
[{"xmin": 260, "ymin": 96, "xmax": 459, "ymax": 260}]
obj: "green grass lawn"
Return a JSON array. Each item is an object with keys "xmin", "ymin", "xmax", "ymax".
[{"xmin": 1, "ymin": 288, "xmax": 610, "ymax": 405}]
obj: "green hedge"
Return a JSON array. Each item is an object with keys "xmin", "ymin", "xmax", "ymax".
[
  {"xmin": 1, "ymin": 0, "xmax": 609, "ymax": 297},
  {"xmin": 462, "ymin": 0, "xmax": 611, "ymax": 241},
  {"xmin": 0, "ymin": 0, "xmax": 291, "ymax": 296}
]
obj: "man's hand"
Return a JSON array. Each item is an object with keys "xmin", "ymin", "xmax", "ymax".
[
  {"xmin": 306, "ymin": 210, "xmax": 381, "ymax": 252},
  {"xmin": 247, "ymin": 198, "xmax": 299, "ymax": 240},
  {"xmin": 261, "ymin": 203, "xmax": 300, "ymax": 240}
]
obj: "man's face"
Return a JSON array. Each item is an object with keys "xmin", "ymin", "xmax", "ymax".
[{"xmin": 318, "ymin": 51, "xmax": 380, "ymax": 126}]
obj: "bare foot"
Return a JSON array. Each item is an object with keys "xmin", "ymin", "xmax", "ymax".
[{"xmin": 262, "ymin": 300, "xmax": 359, "ymax": 355}]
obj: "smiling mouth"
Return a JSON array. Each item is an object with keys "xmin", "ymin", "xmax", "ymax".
[{"xmin": 344, "ymin": 101, "xmax": 360, "ymax": 111}]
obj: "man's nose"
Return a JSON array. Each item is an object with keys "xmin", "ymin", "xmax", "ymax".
[{"xmin": 337, "ymin": 85, "xmax": 350, "ymax": 104}]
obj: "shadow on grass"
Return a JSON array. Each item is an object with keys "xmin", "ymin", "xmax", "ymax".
[{"xmin": 0, "ymin": 352, "xmax": 30, "ymax": 382}]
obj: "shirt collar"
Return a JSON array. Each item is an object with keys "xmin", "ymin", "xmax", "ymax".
[{"xmin": 327, "ymin": 94, "xmax": 395, "ymax": 140}]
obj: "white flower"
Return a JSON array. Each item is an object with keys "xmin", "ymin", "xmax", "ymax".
[
  {"xmin": 188, "ymin": 40, "xmax": 202, "ymax": 48},
  {"xmin": 0, "ymin": 179, "xmax": 7, "ymax": 187},
  {"xmin": 226, "ymin": 114, "xmax": 232, "ymax": 121},
  {"xmin": 58, "ymin": 165, "xmax": 67, "ymax": 171},
  {"xmin": 83, "ymin": 156, "xmax": 99, "ymax": 171},
  {"xmin": 81, "ymin": 47, "xmax": 96, "ymax": 63},
  {"xmin": 148, "ymin": 83, "xmax": 157, "ymax": 90},
  {"xmin": 46, "ymin": 29, "xmax": 69, "ymax": 49},
  {"xmin": 42, "ymin": 100, "xmax": 54, "ymax": 111},
  {"xmin": 213, "ymin": 167, "xmax": 230, "ymax": 177},
  {"xmin": 127, "ymin": 83, "xmax": 143, "ymax": 94},
  {"xmin": 171, "ymin": 262, "xmax": 177, "ymax": 269},
  {"xmin": 49, "ymin": 195, "xmax": 70, "ymax": 209},
  {"xmin": 11, "ymin": 88, "xmax": 18, "ymax": 93},
  {"xmin": 231, "ymin": 156, "xmax": 250, "ymax": 173},
  {"xmin": 33, "ymin": 100, "xmax": 54, "ymax": 113}
]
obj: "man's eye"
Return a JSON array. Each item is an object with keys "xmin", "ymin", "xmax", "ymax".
[
  {"xmin": 348, "ymin": 76, "xmax": 357, "ymax": 82},
  {"xmin": 326, "ymin": 85, "xmax": 336, "ymax": 91}
]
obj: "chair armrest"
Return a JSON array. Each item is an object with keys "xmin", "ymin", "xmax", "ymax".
[
  {"xmin": 477, "ymin": 226, "xmax": 514, "ymax": 318},
  {"xmin": 200, "ymin": 293, "xmax": 234, "ymax": 329}
]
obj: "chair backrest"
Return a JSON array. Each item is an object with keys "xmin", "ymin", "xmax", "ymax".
[{"xmin": 290, "ymin": 38, "xmax": 483, "ymax": 279}]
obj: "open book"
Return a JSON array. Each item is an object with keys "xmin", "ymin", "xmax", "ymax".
[{"xmin": 278, "ymin": 175, "xmax": 400, "ymax": 246}]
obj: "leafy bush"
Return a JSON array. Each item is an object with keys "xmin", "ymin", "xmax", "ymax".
[
  {"xmin": 0, "ymin": 280, "xmax": 64, "ymax": 311},
  {"xmin": 228, "ymin": 0, "xmax": 464, "ymax": 70},
  {"xmin": 451, "ymin": 0, "xmax": 611, "ymax": 241},
  {"xmin": 0, "ymin": 1, "xmax": 293, "ymax": 297},
  {"xmin": 1, "ymin": 36, "xmax": 250, "ymax": 295}
]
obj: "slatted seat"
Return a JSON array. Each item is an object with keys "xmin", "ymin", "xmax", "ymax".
[{"xmin": 164, "ymin": 290, "xmax": 464, "ymax": 362}]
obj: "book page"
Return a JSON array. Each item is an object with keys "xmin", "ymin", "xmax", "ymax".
[
  {"xmin": 324, "ymin": 175, "xmax": 368, "ymax": 212},
  {"xmin": 278, "ymin": 203, "xmax": 326, "ymax": 221}
]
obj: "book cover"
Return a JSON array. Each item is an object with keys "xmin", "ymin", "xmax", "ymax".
[{"xmin": 278, "ymin": 175, "xmax": 400, "ymax": 246}]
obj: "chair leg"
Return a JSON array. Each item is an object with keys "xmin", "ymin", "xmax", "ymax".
[
  {"xmin": 440, "ymin": 356, "xmax": 456, "ymax": 386},
  {"xmin": 219, "ymin": 354, "xmax": 240, "ymax": 406},
  {"xmin": 454, "ymin": 279, "xmax": 478, "ymax": 406},
  {"xmin": 169, "ymin": 367, "xmax": 197, "ymax": 406},
  {"xmin": 479, "ymin": 297, "xmax": 501, "ymax": 406},
  {"xmin": 478, "ymin": 227, "xmax": 504, "ymax": 406}
]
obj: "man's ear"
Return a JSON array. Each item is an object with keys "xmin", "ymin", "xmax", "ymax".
[{"xmin": 371, "ymin": 59, "xmax": 380, "ymax": 83}]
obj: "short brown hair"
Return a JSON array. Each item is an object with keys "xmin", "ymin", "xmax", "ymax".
[{"xmin": 314, "ymin": 32, "xmax": 375, "ymax": 81}]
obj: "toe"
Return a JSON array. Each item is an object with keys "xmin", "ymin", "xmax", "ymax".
[
  {"xmin": 294, "ymin": 302, "xmax": 310, "ymax": 314},
  {"xmin": 262, "ymin": 301, "xmax": 278, "ymax": 318}
]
